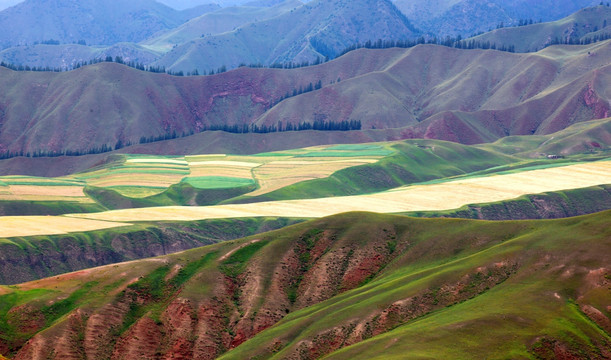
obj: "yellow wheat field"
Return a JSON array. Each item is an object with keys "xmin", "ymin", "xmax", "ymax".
[
  {"xmin": 2, "ymin": 160, "xmax": 608, "ymax": 238},
  {"xmin": 61, "ymin": 160, "xmax": 611, "ymax": 223},
  {"xmin": 0, "ymin": 216, "xmax": 131, "ymax": 238},
  {"xmin": 8, "ymin": 185, "xmax": 86, "ymax": 197},
  {"xmin": 188, "ymin": 160, "xmax": 260, "ymax": 179}
]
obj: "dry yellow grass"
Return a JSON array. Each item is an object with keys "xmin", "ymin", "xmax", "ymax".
[
  {"xmin": 63, "ymin": 160, "xmax": 610, "ymax": 223},
  {"xmin": 0, "ymin": 216, "xmax": 131, "ymax": 238}
]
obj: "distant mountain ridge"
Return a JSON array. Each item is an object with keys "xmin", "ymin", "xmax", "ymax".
[
  {"xmin": 394, "ymin": 0, "xmax": 601, "ymax": 37},
  {"xmin": 142, "ymin": 0, "xmax": 303, "ymax": 53},
  {"xmin": 466, "ymin": 5, "xmax": 611, "ymax": 52},
  {"xmin": 153, "ymin": 0, "xmax": 420, "ymax": 72},
  {"xmin": 0, "ymin": 0, "xmax": 216, "ymax": 48}
]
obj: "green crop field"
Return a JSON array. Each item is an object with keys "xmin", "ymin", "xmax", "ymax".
[{"xmin": 183, "ymin": 176, "xmax": 256, "ymax": 189}]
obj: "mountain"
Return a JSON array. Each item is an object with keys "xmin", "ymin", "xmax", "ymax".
[
  {"xmin": 0, "ymin": 0, "xmax": 19, "ymax": 10},
  {"xmin": 0, "ymin": 40, "xmax": 609, "ymax": 158},
  {"xmin": 0, "ymin": 0, "xmax": 214, "ymax": 48},
  {"xmin": 142, "ymin": 0, "xmax": 302, "ymax": 53},
  {"xmin": 0, "ymin": 42, "xmax": 160, "ymax": 70},
  {"xmin": 393, "ymin": 0, "xmax": 601, "ymax": 37},
  {"xmin": 0, "ymin": 211, "xmax": 608, "ymax": 358},
  {"xmin": 465, "ymin": 5, "xmax": 611, "ymax": 52},
  {"xmin": 153, "ymin": 0, "xmax": 419, "ymax": 72}
]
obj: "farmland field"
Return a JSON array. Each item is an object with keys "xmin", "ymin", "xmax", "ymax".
[
  {"xmin": 0, "ymin": 159, "xmax": 604, "ymax": 237},
  {"xmin": 0, "ymin": 144, "xmax": 395, "ymax": 204},
  {"xmin": 0, "ymin": 216, "xmax": 130, "ymax": 238},
  {"xmin": 0, "ymin": 127, "xmax": 608, "ymax": 226}
]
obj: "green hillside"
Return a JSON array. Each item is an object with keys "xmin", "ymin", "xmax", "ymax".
[{"xmin": 0, "ymin": 211, "xmax": 608, "ymax": 359}]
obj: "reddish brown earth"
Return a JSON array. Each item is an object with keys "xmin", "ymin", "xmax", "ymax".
[{"xmin": 0, "ymin": 41, "xmax": 610, "ymax": 158}]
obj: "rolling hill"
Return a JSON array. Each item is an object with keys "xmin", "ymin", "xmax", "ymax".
[
  {"xmin": 394, "ymin": 0, "xmax": 601, "ymax": 37},
  {"xmin": 0, "ymin": 211, "xmax": 608, "ymax": 358},
  {"xmin": 466, "ymin": 5, "xmax": 611, "ymax": 52},
  {"xmin": 0, "ymin": 0, "xmax": 214, "ymax": 48},
  {"xmin": 153, "ymin": 0, "xmax": 420, "ymax": 72},
  {"xmin": 1, "ymin": 40, "xmax": 609, "ymax": 158}
]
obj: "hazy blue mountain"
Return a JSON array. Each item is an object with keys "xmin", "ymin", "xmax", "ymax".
[
  {"xmin": 394, "ymin": 0, "xmax": 601, "ymax": 37},
  {"xmin": 154, "ymin": 0, "xmax": 419, "ymax": 72},
  {"xmin": 142, "ymin": 0, "xmax": 302, "ymax": 53},
  {"xmin": 466, "ymin": 5, "xmax": 611, "ymax": 52},
  {"xmin": 0, "ymin": 43, "xmax": 160, "ymax": 69},
  {"xmin": 0, "ymin": 0, "xmax": 215, "ymax": 48},
  {"xmin": 158, "ymin": 0, "xmax": 298, "ymax": 9},
  {"xmin": 0, "ymin": 0, "xmax": 20, "ymax": 11}
]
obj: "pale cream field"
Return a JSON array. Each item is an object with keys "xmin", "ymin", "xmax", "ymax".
[
  {"xmin": 0, "ymin": 159, "xmax": 599, "ymax": 237},
  {"xmin": 0, "ymin": 216, "xmax": 131, "ymax": 238},
  {"xmin": 0, "ymin": 185, "xmax": 93, "ymax": 202}
]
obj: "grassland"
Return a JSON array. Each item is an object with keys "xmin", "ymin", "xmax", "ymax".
[{"xmin": 0, "ymin": 210, "xmax": 608, "ymax": 359}]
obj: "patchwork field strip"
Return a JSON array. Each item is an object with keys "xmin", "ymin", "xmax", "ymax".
[
  {"xmin": 249, "ymin": 159, "xmax": 378, "ymax": 196},
  {"xmin": 0, "ymin": 159, "xmax": 593, "ymax": 237},
  {"xmin": 0, "ymin": 216, "xmax": 131, "ymax": 238}
]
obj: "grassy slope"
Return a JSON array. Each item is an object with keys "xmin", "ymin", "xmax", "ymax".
[
  {"xmin": 479, "ymin": 117, "xmax": 611, "ymax": 157},
  {"xmin": 0, "ymin": 200, "xmax": 104, "ymax": 216},
  {"xmin": 1, "ymin": 211, "xmax": 609, "ymax": 358},
  {"xmin": 220, "ymin": 211, "xmax": 611, "ymax": 359},
  {"xmin": 468, "ymin": 5, "xmax": 611, "ymax": 52},
  {"xmin": 229, "ymin": 139, "xmax": 527, "ymax": 202},
  {"xmin": 0, "ymin": 217, "xmax": 302, "ymax": 285}
]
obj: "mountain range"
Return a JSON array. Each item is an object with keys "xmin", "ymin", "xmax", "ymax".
[
  {"xmin": 2, "ymin": 0, "xmax": 607, "ymax": 72},
  {"xmin": 0, "ymin": 0, "xmax": 221, "ymax": 49},
  {"xmin": 395, "ymin": 0, "xmax": 602, "ymax": 37},
  {"xmin": 1, "ymin": 39, "xmax": 609, "ymax": 158},
  {"xmin": 0, "ymin": 1, "xmax": 610, "ymax": 359}
]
